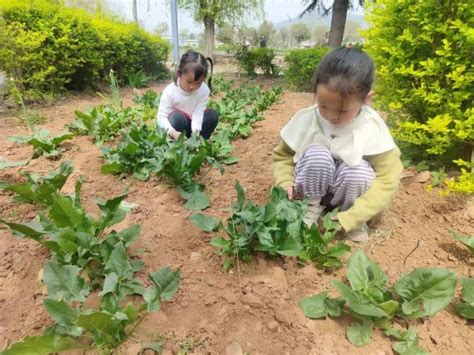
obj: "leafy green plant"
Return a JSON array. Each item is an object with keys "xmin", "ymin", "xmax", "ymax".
[
  {"xmin": 454, "ymin": 277, "xmax": 474, "ymax": 319},
  {"xmin": 236, "ymin": 47, "xmax": 279, "ymax": 76},
  {"xmin": 190, "ymin": 182, "xmax": 350, "ymax": 271},
  {"xmin": 0, "ymin": 160, "xmax": 73, "ymax": 208},
  {"xmin": 102, "ymin": 124, "xmax": 215, "ymax": 210},
  {"xmin": 363, "ymin": 0, "xmax": 473, "ymax": 193},
  {"xmin": 451, "ymin": 231, "xmax": 474, "ymax": 255},
  {"xmin": 284, "ymin": 47, "xmax": 330, "ymax": 91},
  {"xmin": 68, "ymin": 105, "xmax": 144, "ymax": 145},
  {"xmin": 299, "ymin": 212, "xmax": 350, "ymax": 269},
  {"xmin": 8, "ymin": 129, "xmax": 74, "ymax": 158},
  {"xmin": 1, "ymin": 184, "xmax": 181, "ymax": 352},
  {"xmin": 132, "ymin": 89, "xmax": 160, "ymax": 121},
  {"xmin": 7, "ymin": 77, "xmax": 46, "ymax": 127},
  {"xmin": 300, "ymin": 250, "xmax": 457, "ymax": 352},
  {"xmin": 126, "ymin": 69, "xmax": 152, "ymax": 88},
  {"xmin": 0, "ymin": 0, "xmax": 170, "ymax": 100}
]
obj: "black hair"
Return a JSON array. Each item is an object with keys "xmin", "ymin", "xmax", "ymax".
[
  {"xmin": 176, "ymin": 49, "xmax": 214, "ymax": 91},
  {"xmin": 312, "ymin": 47, "xmax": 374, "ymax": 101}
]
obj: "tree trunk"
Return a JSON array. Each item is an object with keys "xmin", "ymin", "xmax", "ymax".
[
  {"xmin": 204, "ymin": 15, "xmax": 215, "ymax": 60},
  {"xmin": 328, "ymin": 0, "xmax": 349, "ymax": 47},
  {"xmin": 132, "ymin": 0, "xmax": 138, "ymax": 24}
]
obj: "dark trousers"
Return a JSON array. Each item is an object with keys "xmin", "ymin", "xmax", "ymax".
[{"xmin": 168, "ymin": 109, "xmax": 219, "ymax": 139}]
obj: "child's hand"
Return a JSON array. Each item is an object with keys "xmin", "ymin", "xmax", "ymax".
[
  {"xmin": 286, "ymin": 186, "xmax": 294, "ymax": 200},
  {"xmin": 169, "ymin": 129, "xmax": 181, "ymax": 140}
]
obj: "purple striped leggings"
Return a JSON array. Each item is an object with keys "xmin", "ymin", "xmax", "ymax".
[{"xmin": 294, "ymin": 144, "xmax": 375, "ymax": 211}]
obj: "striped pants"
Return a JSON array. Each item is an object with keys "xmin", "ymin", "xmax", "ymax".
[{"xmin": 294, "ymin": 144, "xmax": 375, "ymax": 211}]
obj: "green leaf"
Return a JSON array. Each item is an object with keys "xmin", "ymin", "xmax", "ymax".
[
  {"xmin": 76, "ymin": 311, "xmax": 120, "ymax": 347},
  {"xmin": 347, "ymin": 249, "xmax": 388, "ymax": 292},
  {"xmin": 451, "ymin": 231, "xmax": 474, "ymax": 255},
  {"xmin": 454, "ymin": 277, "xmax": 474, "ymax": 319},
  {"xmin": 332, "ymin": 280, "xmax": 389, "ymax": 318},
  {"xmin": 0, "ymin": 219, "xmax": 44, "ymax": 241},
  {"xmin": 144, "ymin": 267, "xmax": 180, "ymax": 312},
  {"xmin": 49, "ymin": 196, "xmax": 84, "ymax": 228},
  {"xmin": 43, "ymin": 261, "xmax": 90, "ymax": 303},
  {"xmin": 183, "ymin": 189, "xmax": 210, "ymax": 210},
  {"xmin": 299, "ymin": 291, "xmax": 344, "ymax": 319},
  {"xmin": 346, "ymin": 318, "xmax": 373, "ymax": 347},
  {"xmin": 189, "ymin": 213, "xmax": 221, "ymax": 232},
  {"xmin": 1, "ymin": 333, "xmax": 77, "ymax": 355},
  {"xmin": 43, "ymin": 299, "xmax": 82, "ymax": 337},
  {"xmin": 101, "ymin": 162, "xmax": 123, "ymax": 174},
  {"xmin": 211, "ymin": 236, "xmax": 230, "ymax": 249},
  {"xmin": 385, "ymin": 327, "xmax": 429, "ymax": 355},
  {"xmin": 104, "ymin": 242, "xmax": 133, "ymax": 279},
  {"xmin": 395, "ymin": 268, "xmax": 457, "ymax": 318},
  {"xmin": 0, "ymin": 158, "xmax": 29, "ymax": 169}
]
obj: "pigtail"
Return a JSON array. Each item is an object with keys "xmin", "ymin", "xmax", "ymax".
[{"xmin": 206, "ymin": 57, "xmax": 214, "ymax": 92}]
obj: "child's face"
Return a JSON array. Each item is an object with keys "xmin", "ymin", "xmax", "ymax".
[
  {"xmin": 179, "ymin": 71, "xmax": 205, "ymax": 93},
  {"xmin": 315, "ymin": 84, "xmax": 363, "ymax": 125}
]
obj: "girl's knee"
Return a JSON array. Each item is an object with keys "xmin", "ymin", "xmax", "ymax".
[
  {"xmin": 299, "ymin": 144, "xmax": 333, "ymax": 168},
  {"xmin": 336, "ymin": 163, "xmax": 375, "ymax": 188},
  {"xmin": 204, "ymin": 109, "xmax": 219, "ymax": 125}
]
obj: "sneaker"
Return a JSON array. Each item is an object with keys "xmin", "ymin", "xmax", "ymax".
[
  {"xmin": 346, "ymin": 222, "xmax": 369, "ymax": 243},
  {"xmin": 304, "ymin": 199, "xmax": 325, "ymax": 227}
]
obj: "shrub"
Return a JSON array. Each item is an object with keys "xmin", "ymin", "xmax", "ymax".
[
  {"xmin": 363, "ymin": 0, "xmax": 473, "ymax": 193},
  {"xmin": 236, "ymin": 47, "xmax": 279, "ymax": 76},
  {"xmin": 0, "ymin": 0, "xmax": 170, "ymax": 100},
  {"xmin": 284, "ymin": 47, "xmax": 330, "ymax": 92}
]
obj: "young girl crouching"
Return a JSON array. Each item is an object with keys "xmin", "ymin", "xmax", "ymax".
[{"xmin": 273, "ymin": 47, "xmax": 403, "ymax": 242}]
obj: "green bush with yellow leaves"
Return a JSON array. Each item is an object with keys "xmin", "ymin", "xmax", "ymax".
[
  {"xmin": 0, "ymin": 0, "xmax": 170, "ymax": 101},
  {"xmin": 363, "ymin": 0, "xmax": 473, "ymax": 193}
]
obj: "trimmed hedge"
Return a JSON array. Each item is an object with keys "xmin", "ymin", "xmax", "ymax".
[
  {"xmin": 236, "ymin": 47, "xmax": 279, "ymax": 76},
  {"xmin": 284, "ymin": 47, "xmax": 330, "ymax": 92},
  {"xmin": 363, "ymin": 0, "xmax": 473, "ymax": 193},
  {"xmin": 0, "ymin": 0, "xmax": 170, "ymax": 100}
]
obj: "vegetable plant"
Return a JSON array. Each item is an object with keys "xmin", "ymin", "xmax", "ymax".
[
  {"xmin": 0, "ymin": 160, "xmax": 73, "ymax": 208},
  {"xmin": 190, "ymin": 182, "xmax": 350, "ymax": 271},
  {"xmin": 1, "ymin": 172, "xmax": 181, "ymax": 352},
  {"xmin": 300, "ymin": 250, "xmax": 457, "ymax": 353},
  {"xmin": 102, "ymin": 124, "xmax": 216, "ymax": 210},
  {"xmin": 9, "ymin": 129, "xmax": 75, "ymax": 158}
]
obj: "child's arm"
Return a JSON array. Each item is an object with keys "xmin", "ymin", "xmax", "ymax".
[
  {"xmin": 156, "ymin": 87, "xmax": 174, "ymax": 134},
  {"xmin": 272, "ymin": 140, "xmax": 296, "ymax": 189},
  {"xmin": 190, "ymin": 90, "xmax": 210, "ymax": 134},
  {"xmin": 337, "ymin": 147, "xmax": 403, "ymax": 232}
]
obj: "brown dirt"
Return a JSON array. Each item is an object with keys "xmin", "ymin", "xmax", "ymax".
[{"xmin": 0, "ymin": 81, "xmax": 473, "ymax": 354}]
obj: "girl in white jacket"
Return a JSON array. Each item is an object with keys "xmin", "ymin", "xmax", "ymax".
[{"xmin": 157, "ymin": 50, "xmax": 219, "ymax": 140}]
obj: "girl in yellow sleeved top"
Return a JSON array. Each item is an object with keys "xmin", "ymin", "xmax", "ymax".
[{"xmin": 272, "ymin": 47, "xmax": 403, "ymax": 242}]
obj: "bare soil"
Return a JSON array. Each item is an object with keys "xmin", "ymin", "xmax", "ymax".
[{"xmin": 0, "ymin": 80, "xmax": 473, "ymax": 354}]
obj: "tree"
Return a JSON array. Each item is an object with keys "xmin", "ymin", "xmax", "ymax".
[
  {"xmin": 132, "ymin": 0, "xmax": 138, "ymax": 23},
  {"xmin": 154, "ymin": 22, "xmax": 169, "ymax": 37},
  {"xmin": 343, "ymin": 20, "xmax": 361, "ymax": 42},
  {"xmin": 258, "ymin": 20, "xmax": 276, "ymax": 46},
  {"xmin": 291, "ymin": 23, "xmax": 311, "ymax": 44},
  {"xmin": 217, "ymin": 23, "xmax": 236, "ymax": 45},
  {"xmin": 301, "ymin": 0, "xmax": 364, "ymax": 47},
  {"xmin": 313, "ymin": 24, "xmax": 329, "ymax": 42},
  {"xmin": 178, "ymin": 0, "xmax": 264, "ymax": 59}
]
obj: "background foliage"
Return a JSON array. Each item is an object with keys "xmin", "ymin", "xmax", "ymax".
[
  {"xmin": 284, "ymin": 47, "xmax": 330, "ymax": 91},
  {"xmin": 363, "ymin": 0, "xmax": 473, "ymax": 193},
  {"xmin": 0, "ymin": 0, "xmax": 170, "ymax": 100}
]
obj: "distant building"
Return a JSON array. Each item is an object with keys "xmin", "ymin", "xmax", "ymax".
[{"xmin": 299, "ymin": 40, "xmax": 317, "ymax": 48}]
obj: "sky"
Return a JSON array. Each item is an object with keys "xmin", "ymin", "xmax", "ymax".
[{"xmin": 105, "ymin": 0, "xmax": 362, "ymax": 34}]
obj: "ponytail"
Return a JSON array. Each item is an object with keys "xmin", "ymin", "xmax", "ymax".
[{"xmin": 206, "ymin": 57, "xmax": 214, "ymax": 92}]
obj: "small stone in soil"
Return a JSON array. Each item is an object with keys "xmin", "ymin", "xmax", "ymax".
[
  {"xmin": 226, "ymin": 341, "xmax": 243, "ymax": 355},
  {"xmin": 267, "ymin": 321, "xmax": 278, "ymax": 331}
]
